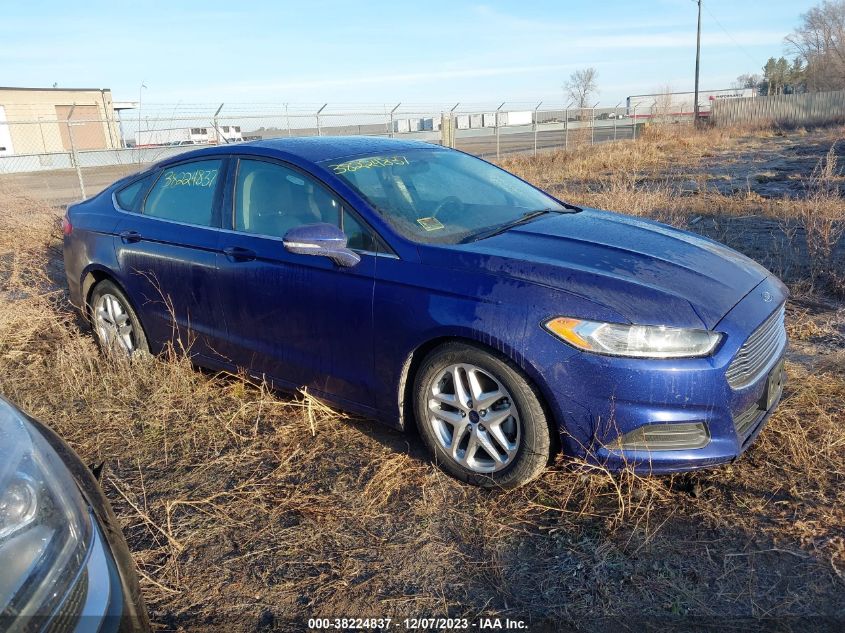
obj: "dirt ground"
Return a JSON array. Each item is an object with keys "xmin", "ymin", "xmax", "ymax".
[{"xmin": 0, "ymin": 127, "xmax": 843, "ymax": 632}]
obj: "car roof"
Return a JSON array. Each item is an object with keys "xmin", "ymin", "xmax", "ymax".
[
  {"xmin": 158, "ymin": 135, "xmax": 442, "ymax": 168},
  {"xmin": 246, "ymin": 135, "xmax": 439, "ymax": 162}
]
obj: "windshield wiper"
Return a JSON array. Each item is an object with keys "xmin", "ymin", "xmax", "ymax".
[{"xmin": 465, "ymin": 208, "xmax": 568, "ymax": 243}]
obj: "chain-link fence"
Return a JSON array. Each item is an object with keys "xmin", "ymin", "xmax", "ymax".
[{"xmin": 0, "ymin": 101, "xmax": 683, "ymax": 204}]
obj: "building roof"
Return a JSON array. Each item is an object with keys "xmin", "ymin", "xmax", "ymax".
[{"xmin": 0, "ymin": 86, "xmax": 111, "ymax": 93}]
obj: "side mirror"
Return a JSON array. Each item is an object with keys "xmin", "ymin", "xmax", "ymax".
[{"xmin": 283, "ymin": 223, "xmax": 361, "ymax": 268}]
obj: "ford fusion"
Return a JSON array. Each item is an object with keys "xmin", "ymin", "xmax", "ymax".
[
  {"xmin": 62, "ymin": 137, "xmax": 787, "ymax": 488},
  {"xmin": 0, "ymin": 397, "xmax": 149, "ymax": 631}
]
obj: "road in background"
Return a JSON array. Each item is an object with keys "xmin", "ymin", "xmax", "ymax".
[{"xmin": 1, "ymin": 123, "xmax": 639, "ymax": 206}]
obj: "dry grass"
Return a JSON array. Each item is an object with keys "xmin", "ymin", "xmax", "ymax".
[{"xmin": 1, "ymin": 127, "xmax": 844, "ymax": 631}]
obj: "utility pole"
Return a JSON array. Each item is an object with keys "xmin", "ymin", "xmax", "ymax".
[{"xmin": 693, "ymin": 0, "xmax": 702, "ymax": 124}]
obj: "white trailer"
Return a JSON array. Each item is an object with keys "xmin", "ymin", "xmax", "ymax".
[
  {"xmin": 137, "ymin": 127, "xmax": 212, "ymax": 147},
  {"xmin": 218, "ymin": 125, "xmax": 243, "ymax": 143},
  {"xmin": 626, "ymin": 88, "xmax": 754, "ymax": 117},
  {"xmin": 506, "ymin": 110, "xmax": 533, "ymax": 126},
  {"xmin": 421, "ymin": 118, "xmax": 441, "ymax": 132},
  {"xmin": 391, "ymin": 119, "xmax": 411, "ymax": 133}
]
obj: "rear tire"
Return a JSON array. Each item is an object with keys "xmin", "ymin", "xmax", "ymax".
[
  {"xmin": 413, "ymin": 342, "xmax": 551, "ymax": 488},
  {"xmin": 88, "ymin": 280, "xmax": 149, "ymax": 357}
]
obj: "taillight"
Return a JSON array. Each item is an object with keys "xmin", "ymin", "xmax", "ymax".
[{"xmin": 62, "ymin": 216, "xmax": 73, "ymax": 236}]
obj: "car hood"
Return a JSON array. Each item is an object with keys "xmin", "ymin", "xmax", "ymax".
[{"xmin": 422, "ymin": 208, "xmax": 772, "ymax": 329}]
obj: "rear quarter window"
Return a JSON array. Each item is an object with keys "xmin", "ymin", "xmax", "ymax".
[{"xmin": 114, "ymin": 174, "xmax": 153, "ymax": 212}]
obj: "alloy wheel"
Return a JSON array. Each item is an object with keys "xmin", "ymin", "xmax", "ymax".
[
  {"xmin": 94, "ymin": 293, "xmax": 136, "ymax": 354},
  {"xmin": 426, "ymin": 363, "xmax": 521, "ymax": 473}
]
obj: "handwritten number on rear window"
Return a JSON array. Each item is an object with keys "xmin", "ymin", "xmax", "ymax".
[{"xmin": 164, "ymin": 169, "xmax": 218, "ymax": 188}]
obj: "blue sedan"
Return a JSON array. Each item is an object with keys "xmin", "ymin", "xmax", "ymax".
[{"xmin": 62, "ymin": 137, "xmax": 787, "ymax": 487}]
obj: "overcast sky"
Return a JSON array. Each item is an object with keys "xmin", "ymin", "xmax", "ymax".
[{"xmin": 1, "ymin": 0, "xmax": 819, "ymax": 107}]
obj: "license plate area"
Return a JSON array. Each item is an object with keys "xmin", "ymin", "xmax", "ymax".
[{"xmin": 760, "ymin": 358, "xmax": 785, "ymax": 411}]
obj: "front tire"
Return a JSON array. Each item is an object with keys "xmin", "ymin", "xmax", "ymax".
[
  {"xmin": 88, "ymin": 280, "xmax": 149, "ymax": 357},
  {"xmin": 413, "ymin": 342, "xmax": 552, "ymax": 488}
]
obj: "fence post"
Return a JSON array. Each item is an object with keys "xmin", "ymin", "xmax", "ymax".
[
  {"xmin": 66, "ymin": 105, "xmax": 86, "ymax": 200},
  {"xmin": 591, "ymin": 107, "xmax": 595, "ymax": 145},
  {"xmin": 449, "ymin": 102, "xmax": 460, "ymax": 149},
  {"xmin": 632, "ymin": 105, "xmax": 638, "ymax": 140},
  {"xmin": 316, "ymin": 103, "xmax": 327, "ymax": 137},
  {"xmin": 564, "ymin": 108, "xmax": 569, "ymax": 150},
  {"xmin": 495, "ymin": 101, "xmax": 505, "ymax": 159},
  {"xmin": 533, "ymin": 100, "xmax": 542, "ymax": 156},
  {"xmin": 440, "ymin": 113, "xmax": 454, "ymax": 148},
  {"xmin": 389, "ymin": 102, "xmax": 401, "ymax": 138},
  {"xmin": 137, "ymin": 81, "xmax": 145, "ymax": 164},
  {"xmin": 213, "ymin": 103, "xmax": 224, "ymax": 143},
  {"xmin": 285, "ymin": 103, "xmax": 291, "ymax": 137}
]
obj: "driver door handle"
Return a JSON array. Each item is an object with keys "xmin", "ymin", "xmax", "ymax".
[
  {"xmin": 119, "ymin": 230, "xmax": 141, "ymax": 243},
  {"xmin": 223, "ymin": 246, "xmax": 257, "ymax": 262}
]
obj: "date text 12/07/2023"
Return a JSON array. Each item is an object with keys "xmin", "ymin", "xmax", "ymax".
[{"xmin": 307, "ymin": 617, "xmax": 529, "ymax": 630}]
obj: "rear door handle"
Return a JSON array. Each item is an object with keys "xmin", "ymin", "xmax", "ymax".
[
  {"xmin": 119, "ymin": 230, "xmax": 141, "ymax": 243},
  {"xmin": 223, "ymin": 246, "xmax": 257, "ymax": 262}
]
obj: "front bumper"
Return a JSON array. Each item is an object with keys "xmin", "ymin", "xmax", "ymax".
[
  {"xmin": 527, "ymin": 276, "xmax": 788, "ymax": 475},
  {"xmin": 589, "ymin": 372, "xmax": 783, "ymax": 474}
]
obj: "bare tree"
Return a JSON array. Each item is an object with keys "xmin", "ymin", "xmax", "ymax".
[
  {"xmin": 652, "ymin": 85, "xmax": 676, "ymax": 123},
  {"xmin": 734, "ymin": 73, "xmax": 763, "ymax": 93},
  {"xmin": 564, "ymin": 67, "xmax": 599, "ymax": 109},
  {"xmin": 786, "ymin": 0, "xmax": 845, "ymax": 91}
]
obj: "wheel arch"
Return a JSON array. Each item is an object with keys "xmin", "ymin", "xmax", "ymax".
[
  {"xmin": 79, "ymin": 266, "xmax": 136, "ymax": 322},
  {"xmin": 397, "ymin": 335, "xmax": 562, "ymax": 458}
]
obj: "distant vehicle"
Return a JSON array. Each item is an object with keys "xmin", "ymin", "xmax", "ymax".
[
  {"xmin": 218, "ymin": 125, "xmax": 243, "ymax": 144},
  {"xmin": 0, "ymin": 396, "xmax": 149, "ymax": 631},
  {"xmin": 626, "ymin": 88, "xmax": 755, "ymax": 117},
  {"xmin": 137, "ymin": 127, "xmax": 210, "ymax": 147},
  {"xmin": 136, "ymin": 125, "xmax": 243, "ymax": 147},
  {"xmin": 64, "ymin": 137, "xmax": 787, "ymax": 488}
]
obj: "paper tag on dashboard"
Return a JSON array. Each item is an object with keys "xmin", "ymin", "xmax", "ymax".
[{"xmin": 416, "ymin": 217, "xmax": 445, "ymax": 231}]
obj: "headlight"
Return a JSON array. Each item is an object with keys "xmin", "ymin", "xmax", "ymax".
[
  {"xmin": 545, "ymin": 317, "xmax": 722, "ymax": 358},
  {"xmin": 0, "ymin": 399, "xmax": 92, "ymax": 619}
]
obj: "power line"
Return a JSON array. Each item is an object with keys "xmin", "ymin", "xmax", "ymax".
[{"xmin": 701, "ymin": 0, "xmax": 760, "ymax": 65}]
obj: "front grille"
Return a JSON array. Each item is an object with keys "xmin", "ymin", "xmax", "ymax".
[
  {"xmin": 733, "ymin": 402, "xmax": 764, "ymax": 439},
  {"xmin": 726, "ymin": 304, "xmax": 786, "ymax": 389}
]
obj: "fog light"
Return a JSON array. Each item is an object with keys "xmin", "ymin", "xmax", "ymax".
[{"xmin": 608, "ymin": 422, "xmax": 710, "ymax": 451}]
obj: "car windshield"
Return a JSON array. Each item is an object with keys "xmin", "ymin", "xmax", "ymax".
[{"xmin": 320, "ymin": 149, "xmax": 572, "ymax": 244}]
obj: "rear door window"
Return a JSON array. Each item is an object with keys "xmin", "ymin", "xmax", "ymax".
[{"xmin": 143, "ymin": 159, "xmax": 223, "ymax": 227}]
